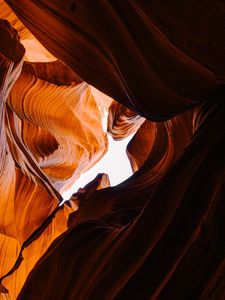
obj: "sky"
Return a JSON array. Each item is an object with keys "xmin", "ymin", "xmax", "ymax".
[
  {"xmin": 62, "ymin": 133, "xmax": 134, "ymax": 200},
  {"xmin": 20, "ymin": 38, "xmax": 135, "ymax": 202}
]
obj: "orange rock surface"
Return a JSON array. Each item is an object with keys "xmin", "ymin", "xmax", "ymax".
[
  {"xmin": 0, "ymin": 6, "xmax": 111, "ymax": 298},
  {"xmin": 0, "ymin": 1, "xmax": 225, "ymax": 299}
]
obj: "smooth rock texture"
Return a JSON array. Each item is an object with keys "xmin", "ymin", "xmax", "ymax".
[
  {"xmin": 5, "ymin": 0, "xmax": 225, "ymax": 119},
  {"xmin": 0, "ymin": 1, "xmax": 225, "ymax": 299},
  {"xmin": 0, "ymin": 6, "xmax": 111, "ymax": 299},
  {"xmin": 107, "ymin": 101, "xmax": 145, "ymax": 141}
]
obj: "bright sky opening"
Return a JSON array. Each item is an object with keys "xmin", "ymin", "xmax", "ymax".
[{"xmin": 62, "ymin": 133, "xmax": 134, "ymax": 201}]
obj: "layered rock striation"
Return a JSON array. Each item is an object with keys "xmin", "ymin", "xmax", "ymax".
[{"xmin": 0, "ymin": 1, "xmax": 225, "ymax": 299}]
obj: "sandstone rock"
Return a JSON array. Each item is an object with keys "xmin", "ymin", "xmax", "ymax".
[{"xmin": 0, "ymin": 1, "xmax": 225, "ymax": 299}]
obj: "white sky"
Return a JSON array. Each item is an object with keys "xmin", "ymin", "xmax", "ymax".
[
  {"xmin": 20, "ymin": 40, "xmax": 135, "ymax": 201},
  {"xmin": 62, "ymin": 134, "xmax": 134, "ymax": 200}
]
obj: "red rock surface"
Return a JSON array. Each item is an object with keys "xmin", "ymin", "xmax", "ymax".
[{"xmin": 0, "ymin": 1, "xmax": 225, "ymax": 299}]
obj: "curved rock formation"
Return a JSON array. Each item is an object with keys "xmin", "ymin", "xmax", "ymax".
[
  {"xmin": 0, "ymin": 12, "xmax": 110, "ymax": 299},
  {"xmin": 5, "ymin": 0, "xmax": 224, "ymax": 119},
  {"xmin": 0, "ymin": 1, "xmax": 225, "ymax": 299},
  {"xmin": 16, "ymin": 95, "xmax": 225, "ymax": 300},
  {"xmin": 0, "ymin": 0, "xmax": 56, "ymax": 62},
  {"xmin": 0, "ymin": 0, "xmax": 30, "ymax": 39},
  {"xmin": 9, "ymin": 68, "xmax": 108, "ymax": 191},
  {"xmin": 107, "ymin": 101, "xmax": 145, "ymax": 141},
  {"xmin": 127, "ymin": 110, "xmax": 193, "ymax": 174}
]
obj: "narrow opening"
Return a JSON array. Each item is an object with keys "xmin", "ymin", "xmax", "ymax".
[{"xmin": 62, "ymin": 133, "xmax": 134, "ymax": 201}]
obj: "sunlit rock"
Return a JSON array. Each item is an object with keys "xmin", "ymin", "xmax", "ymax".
[
  {"xmin": 0, "ymin": 1, "xmax": 225, "ymax": 299},
  {"xmin": 107, "ymin": 101, "xmax": 145, "ymax": 141},
  {"xmin": 0, "ymin": 0, "xmax": 56, "ymax": 62},
  {"xmin": 9, "ymin": 69, "xmax": 109, "ymax": 191}
]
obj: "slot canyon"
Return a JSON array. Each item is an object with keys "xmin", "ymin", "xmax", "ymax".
[{"xmin": 0, "ymin": 1, "xmax": 225, "ymax": 299}]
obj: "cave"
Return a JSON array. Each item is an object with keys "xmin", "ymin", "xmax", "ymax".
[{"xmin": 0, "ymin": 1, "xmax": 225, "ymax": 299}]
